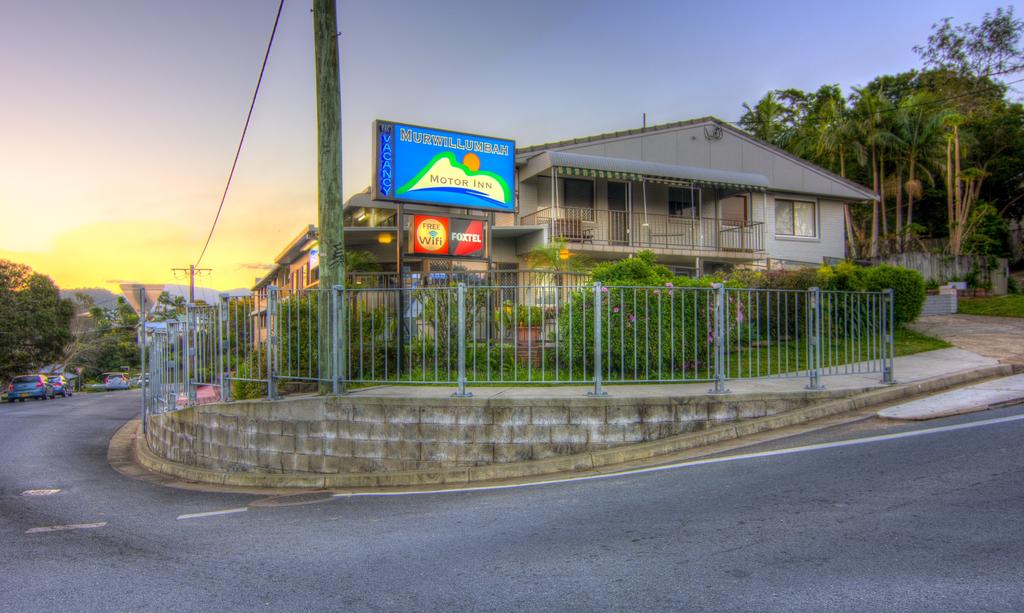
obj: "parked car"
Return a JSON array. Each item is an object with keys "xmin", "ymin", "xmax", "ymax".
[
  {"xmin": 48, "ymin": 374, "xmax": 72, "ymax": 397},
  {"xmin": 103, "ymin": 372, "xmax": 130, "ymax": 391},
  {"xmin": 6, "ymin": 375, "xmax": 55, "ymax": 402}
]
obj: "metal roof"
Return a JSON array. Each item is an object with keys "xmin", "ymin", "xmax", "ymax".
[
  {"xmin": 517, "ymin": 116, "xmax": 723, "ymax": 156},
  {"xmin": 532, "ymin": 151, "xmax": 770, "ymax": 191}
]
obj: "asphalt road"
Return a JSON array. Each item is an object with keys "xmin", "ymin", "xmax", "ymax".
[{"xmin": 1, "ymin": 390, "xmax": 1023, "ymax": 611}]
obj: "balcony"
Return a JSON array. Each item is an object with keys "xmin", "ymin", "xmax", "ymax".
[{"xmin": 520, "ymin": 206, "xmax": 764, "ymax": 253}]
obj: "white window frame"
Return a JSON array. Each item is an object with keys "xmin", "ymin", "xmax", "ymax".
[{"xmin": 773, "ymin": 196, "xmax": 819, "ymax": 240}]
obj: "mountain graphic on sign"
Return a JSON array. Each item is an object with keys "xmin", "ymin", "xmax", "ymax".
[{"xmin": 397, "ymin": 152, "xmax": 511, "ymax": 205}]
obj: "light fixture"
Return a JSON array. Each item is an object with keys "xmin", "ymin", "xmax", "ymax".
[
  {"xmin": 559, "ymin": 247, "xmax": 570, "ymax": 261},
  {"xmin": 356, "ymin": 211, "xmax": 367, "ymax": 222},
  {"xmin": 378, "ymin": 231, "xmax": 393, "ymax": 245}
]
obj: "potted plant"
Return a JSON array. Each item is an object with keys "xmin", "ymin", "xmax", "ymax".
[{"xmin": 496, "ymin": 302, "xmax": 545, "ymax": 342}]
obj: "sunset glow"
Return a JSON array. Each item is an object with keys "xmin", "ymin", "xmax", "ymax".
[{"xmin": 0, "ymin": 0, "xmax": 988, "ymax": 292}]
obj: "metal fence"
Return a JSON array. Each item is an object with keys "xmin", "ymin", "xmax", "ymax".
[{"xmin": 140, "ymin": 283, "xmax": 895, "ymax": 415}]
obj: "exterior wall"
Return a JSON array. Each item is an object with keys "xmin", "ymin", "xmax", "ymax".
[
  {"xmin": 489, "ymin": 235, "xmax": 519, "ymax": 262},
  {"xmin": 145, "ymin": 390, "xmax": 854, "ymax": 475},
  {"xmin": 762, "ymin": 195, "xmax": 846, "ymax": 264}
]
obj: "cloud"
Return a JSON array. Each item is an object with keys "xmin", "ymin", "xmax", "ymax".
[{"xmin": 236, "ymin": 262, "xmax": 275, "ymax": 271}]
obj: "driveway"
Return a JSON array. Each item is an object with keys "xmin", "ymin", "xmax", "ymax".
[{"xmin": 910, "ymin": 314, "xmax": 1024, "ymax": 365}]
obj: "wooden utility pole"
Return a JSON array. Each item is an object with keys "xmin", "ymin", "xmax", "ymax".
[
  {"xmin": 171, "ymin": 265, "xmax": 212, "ymax": 302},
  {"xmin": 313, "ymin": 0, "xmax": 344, "ymax": 392}
]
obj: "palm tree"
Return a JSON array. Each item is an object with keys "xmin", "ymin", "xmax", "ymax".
[
  {"xmin": 525, "ymin": 238, "xmax": 593, "ymax": 277},
  {"xmin": 739, "ymin": 92, "xmax": 791, "ymax": 145},
  {"xmin": 851, "ymin": 87, "xmax": 897, "ymax": 257},
  {"xmin": 894, "ymin": 94, "xmax": 949, "ymax": 236}
]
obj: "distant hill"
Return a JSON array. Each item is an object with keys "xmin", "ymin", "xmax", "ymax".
[
  {"xmin": 159, "ymin": 284, "xmax": 251, "ymax": 302},
  {"xmin": 61, "ymin": 287, "xmax": 118, "ymax": 308}
]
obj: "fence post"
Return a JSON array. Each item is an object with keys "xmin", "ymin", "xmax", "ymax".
[
  {"xmin": 882, "ymin": 288, "xmax": 896, "ymax": 384},
  {"xmin": 184, "ymin": 304, "xmax": 197, "ymax": 405},
  {"xmin": 333, "ymin": 284, "xmax": 345, "ymax": 395},
  {"xmin": 709, "ymin": 283, "xmax": 729, "ymax": 394},
  {"xmin": 138, "ymin": 289, "xmax": 148, "ymax": 434},
  {"xmin": 219, "ymin": 294, "xmax": 231, "ymax": 402},
  {"xmin": 806, "ymin": 286, "xmax": 825, "ymax": 390},
  {"xmin": 453, "ymin": 283, "xmax": 472, "ymax": 397},
  {"xmin": 588, "ymin": 281, "xmax": 608, "ymax": 396},
  {"xmin": 266, "ymin": 286, "xmax": 278, "ymax": 400}
]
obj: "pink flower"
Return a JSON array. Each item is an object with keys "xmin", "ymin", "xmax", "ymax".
[
  {"xmin": 612, "ymin": 306, "xmax": 620, "ymax": 313},
  {"xmin": 665, "ymin": 282, "xmax": 674, "ymax": 288},
  {"xmin": 601, "ymin": 286, "xmax": 609, "ymax": 293},
  {"xmin": 627, "ymin": 313, "xmax": 636, "ymax": 323}
]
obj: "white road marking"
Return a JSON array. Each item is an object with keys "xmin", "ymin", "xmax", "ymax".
[
  {"xmin": 26, "ymin": 522, "xmax": 106, "ymax": 534},
  {"xmin": 21, "ymin": 489, "xmax": 61, "ymax": 496},
  {"xmin": 177, "ymin": 507, "xmax": 248, "ymax": 520},
  {"xmin": 333, "ymin": 412, "xmax": 1024, "ymax": 498}
]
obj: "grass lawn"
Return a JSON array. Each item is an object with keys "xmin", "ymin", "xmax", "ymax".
[
  {"xmin": 894, "ymin": 326, "xmax": 951, "ymax": 355},
  {"xmin": 957, "ymin": 295, "xmax": 1024, "ymax": 318}
]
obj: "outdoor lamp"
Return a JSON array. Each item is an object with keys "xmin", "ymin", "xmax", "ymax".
[
  {"xmin": 559, "ymin": 247, "xmax": 570, "ymax": 261},
  {"xmin": 378, "ymin": 232, "xmax": 393, "ymax": 245}
]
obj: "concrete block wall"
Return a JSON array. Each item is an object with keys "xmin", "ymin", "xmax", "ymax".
[{"xmin": 146, "ymin": 389, "xmax": 857, "ymax": 475}]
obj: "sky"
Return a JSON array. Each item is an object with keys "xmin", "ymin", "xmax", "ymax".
[{"xmin": 0, "ymin": 0, "xmax": 1007, "ymax": 292}]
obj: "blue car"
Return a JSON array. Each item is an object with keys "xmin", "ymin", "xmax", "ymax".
[
  {"xmin": 48, "ymin": 374, "xmax": 72, "ymax": 397},
  {"xmin": 6, "ymin": 375, "xmax": 55, "ymax": 402}
]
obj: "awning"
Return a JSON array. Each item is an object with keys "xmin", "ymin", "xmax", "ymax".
[{"xmin": 525, "ymin": 151, "xmax": 770, "ymax": 191}]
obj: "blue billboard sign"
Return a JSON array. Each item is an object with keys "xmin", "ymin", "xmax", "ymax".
[{"xmin": 373, "ymin": 121, "xmax": 515, "ymax": 212}]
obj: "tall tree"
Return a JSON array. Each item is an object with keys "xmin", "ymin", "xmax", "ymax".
[
  {"xmin": 851, "ymin": 87, "xmax": 896, "ymax": 256},
  {"xmin": 0, "ymin": 260, "xmax": 74, "ymax": 381},
  {"xmin": 739, "ymin": 92, "xmax": 792, "ymax": 145},
  {"xmin": 893, "ymin": 93, "xmax": 949, "ymax": 249},
  {"xmin": 914, "ymin": 7, "xmax": 1024, "ymax": 77},
  {"xmin": 944, "ymin": 114, "xmax": 987, "ymax": 255}
]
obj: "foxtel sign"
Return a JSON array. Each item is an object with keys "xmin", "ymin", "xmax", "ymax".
[
  {"xmin": 410, "ymin": 215, "xmax": 486, "ymax": 258},
  {"xmin": 373, "ymin": 120, "xmax": 516, "ymax": 212}
]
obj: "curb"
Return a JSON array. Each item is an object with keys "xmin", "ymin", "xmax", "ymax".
[
  {"xmin": 877, "ymin": 395, "xmax": 1024, "ymax": 421},
  {"xmin": 131, "ymin": 364, "xmax": 1014, "ymax": 490}
]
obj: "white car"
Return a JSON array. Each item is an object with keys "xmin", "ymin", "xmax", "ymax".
[{"xmin": 103, "ymin": 373, "xmax": 130, "ymax": 391}]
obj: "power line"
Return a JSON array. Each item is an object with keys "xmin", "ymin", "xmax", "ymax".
[{"xmin": 195, "ymin": 0, "xmax": 285, "ymax": 267}]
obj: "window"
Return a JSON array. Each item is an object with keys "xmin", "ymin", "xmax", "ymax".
[
  {"xmin": 561, "ymin": 178, "xmax": 593, "ymax": 209},
  {"xmin": 668, "ymin": 187, "xmax": 697, "ymax": 217},
  {"xmin": 775, "ymin": 199, "xmax": 816, "ymax": 237}
]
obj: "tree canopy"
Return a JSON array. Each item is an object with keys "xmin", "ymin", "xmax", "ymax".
[
  {"xmin": 0, "ymin": 260, "xmax": 74, "ymax": 381},
  {"xmin": 739, "ymin": 6, "xmax": 1024, "ymax": 261}
]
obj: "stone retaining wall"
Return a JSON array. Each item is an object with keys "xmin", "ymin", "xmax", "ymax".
[{"xmin": 146, "ymin": 390, "xmax": 861, "ymax": 475}]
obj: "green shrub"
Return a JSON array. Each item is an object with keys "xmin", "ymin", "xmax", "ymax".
[
  {"xmin": 231, "ymin": 346, "xmax": 269, "ymax": 400},
  {"xmin": 277, "ymin": 292, "xmax": 322, "ymax": 379},
  {"xmin": 556, "ymin": 284, "xmax": 721, "ymax": 377},
  {"xmin": 591, "ymin": 251, "xmax": 673, "ymax": 286},
  {"xmin": 817, "ymin": 262, "xmax": 925, "ymax": 326},
  {"xmin": 858, "ymin": 265, "xmax": 926, "ymax": 326}
]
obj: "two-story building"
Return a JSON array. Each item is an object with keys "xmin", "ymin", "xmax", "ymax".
[{"xmin": 255, "ymin": 117, "xmax": 876, "ymax": 290}]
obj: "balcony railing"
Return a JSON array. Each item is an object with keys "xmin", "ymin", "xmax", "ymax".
[{"xmin": 520, "ymin": 206, "xmax": 764, "ymax": 253}]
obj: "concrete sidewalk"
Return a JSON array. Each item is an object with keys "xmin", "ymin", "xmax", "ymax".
[
  {"xmin": 878, "ymin": 373, "xmax": 1024, "ymax": 420},
  {"xmin": 345, "ymin": 347, "xmax": 999, "ymax": 399}
]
